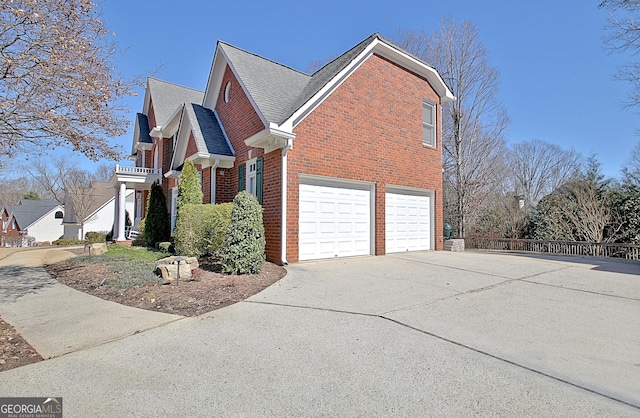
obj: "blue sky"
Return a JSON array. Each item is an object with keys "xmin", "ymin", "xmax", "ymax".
[{"xmin": 83, "ymin": 0, "xmax": 638, "ymax": 179}]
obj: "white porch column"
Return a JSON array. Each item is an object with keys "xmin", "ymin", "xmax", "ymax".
[
  {"xmin": 113, "ymin": 186, "xmax": 120, "ymax": 240},
  {"xmin": 116, "ymin": 182, "xmax": 127, "ymax": 241}
]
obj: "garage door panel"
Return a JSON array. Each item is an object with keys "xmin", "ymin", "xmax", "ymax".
[
  {"xmin": 299, "ymin": 182, "xmax": 371, "ymax": 261},
  {"xmin": 386, "ymin": 192, "xmax": 431, "ymax": 253}
]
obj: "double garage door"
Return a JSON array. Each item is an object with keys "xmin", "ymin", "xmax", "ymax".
[{"xmin": 298, "ymin": 180, "xmax": 432, "ymax": 261}]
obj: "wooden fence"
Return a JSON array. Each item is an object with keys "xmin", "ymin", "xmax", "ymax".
[{"xmin": 465, "ymin": 238, "xmax": 640, "ymax": 261}]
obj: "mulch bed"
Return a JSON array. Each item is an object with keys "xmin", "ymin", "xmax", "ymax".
[{"xmin": 44, "ymin": 256, "xmax": 287, "ymax": 317}]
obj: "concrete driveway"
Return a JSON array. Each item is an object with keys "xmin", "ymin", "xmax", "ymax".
[{"xmin": 0, "ymin": 250, "xmax": 639, "ymax": 416}]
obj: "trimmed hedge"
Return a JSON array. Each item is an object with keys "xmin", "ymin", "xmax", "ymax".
[
  {"xmin": 221, "ymin": 191, "xmax": 265, "ymax": 274},
  {"xmin": 85, "ymin": 231, "xmax": 106, "ymax": 243},
  {"xmin": 173, "ymin": 203, "xmax": 233, "ymax": 257}
]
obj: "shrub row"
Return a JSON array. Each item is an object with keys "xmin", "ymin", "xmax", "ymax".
[{"xmin": 173, "ymin": 202, "xmax": 234, "ymax": 258}]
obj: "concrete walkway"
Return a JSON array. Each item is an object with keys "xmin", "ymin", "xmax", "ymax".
[
  {"xmin": 0, "ymin": 249, "xmax": 639, "ymax": 416},
  {"xmin": 0, "ymin": 247, "xmax": 182, "ymax": 358}
]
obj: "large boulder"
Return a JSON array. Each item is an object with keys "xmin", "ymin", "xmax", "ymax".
[
  {"xmin": 84, "ymin": 242, "xmax": 107, "ymax": 256},
  {"xmin": 155, "ymin": 256, "xmax": 199, "ymax": 284}
]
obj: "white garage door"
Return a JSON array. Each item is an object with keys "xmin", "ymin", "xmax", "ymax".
[
  {"xmin": 299, "ymin": 182, "xmax": 371, "ymax": 261},
  {"xmin": 386, "ymin": 191, "xmax": 431, "ymax": 253}
]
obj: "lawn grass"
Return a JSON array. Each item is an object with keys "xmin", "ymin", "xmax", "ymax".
[{"xmin": 68, "ymin": 244, "xmax": 168, "ymax": 289}]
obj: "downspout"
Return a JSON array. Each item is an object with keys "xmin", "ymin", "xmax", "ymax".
[{"xmin": 281, "ymin": 140, "xmax": 293, "ymax": 265}]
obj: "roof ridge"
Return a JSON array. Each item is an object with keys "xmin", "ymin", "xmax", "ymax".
[
  {"xmin": 219, "ymin": 41, "xmax": 310, "ymax": 77},
  {"xmin": 147, "ymin": 77, "xmax": 204, "ymax": 93},
  {"xmin": 309, "ymin": 33, "xmax": 380, "ymax": 76}
]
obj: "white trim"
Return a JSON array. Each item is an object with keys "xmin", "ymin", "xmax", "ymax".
[
  {"xmin": 281, "ymin": 147, "xmax": 289, "ymax": 264},
  {"xmin": 213, "ymin": 110, "xmax": 235, "ymax": 156},
  {"xmin": 210, "ymin": 166, "xmax": 216, "ymax": 203},
  {"xmin": 280, "ymin": 37, "xmax": 455, "ymax": 131},
  {"xmin": 422, "ymin": 99, "xmax": 436, "ymax": 148},
  {"xmin": 224, "ymin": 81, "xmax": 231, "ymax": 103},
  {"xmin": 216, "ymin": 47, "xmax": 269, "ymax": 128}
]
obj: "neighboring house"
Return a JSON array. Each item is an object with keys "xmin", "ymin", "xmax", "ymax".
[
  {"xmin": 112, "ymin": 33, "xmax": 455, "ymax": 263},
  {"xmin": 63, "ymin": 182, "xmax": 135, "ymax": 240},
  {"xmin": 0, "ymin": 200, "xmax": 64, "ymax": 246}
]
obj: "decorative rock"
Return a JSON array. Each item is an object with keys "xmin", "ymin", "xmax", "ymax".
[
  {"xmin": 84, "ymin": 242, "xmax": 107, "ymax": 256},
  {"xmin": 154, "ymin": 256, "xmax": 199, "ymax": 284}
]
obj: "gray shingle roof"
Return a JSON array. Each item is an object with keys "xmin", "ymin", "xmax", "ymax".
[
  {"xmin": 221, "ymin": 33, "xmax": 419, "ymax": 125},
  {"xmin": 63, "ymin": 182, "xmax": 121, "ymax": 224},
  {"xmin": 185, "ymin": 104, "xmax": 234, "ymax": 157},
  {"xmin": 6, "ymin": 200, "xmax": 61, "ymax": 229},
  {"xmin": 136, "ymin": 113, "xmax": 152, "ymax": 144},
  {"xmin": 219, "ymin": 42, "xmax": 310, "ymax": 124},
  {"xmin": 147, "ymin": 78, "xmax": 204, "ymax": 127}
]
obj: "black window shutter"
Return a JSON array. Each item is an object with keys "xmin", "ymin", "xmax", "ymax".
[
  {"xmin": 238, "ymin": 164, "xmax": 245, "ymax": 192},
  {"xmin": 256, "ymin": 157, "xmax": 264, "ymax": 204}
]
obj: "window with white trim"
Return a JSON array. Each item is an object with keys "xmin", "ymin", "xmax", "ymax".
[
  {"xmin": 247, "ymin": 159, "xmax": 257, "ymax": 196},
  {"xmin": 422, "ymin": 100, "xmax": 436, "ymax": 147}
]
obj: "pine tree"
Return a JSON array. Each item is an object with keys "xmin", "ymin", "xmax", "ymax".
[{"xmin": 144, "ymin": 181, "xmax": 171, "ymax": 247}]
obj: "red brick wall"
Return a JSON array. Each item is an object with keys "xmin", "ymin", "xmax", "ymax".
[
  {"xmin": 263, "ymin": 150, "xmax": 282, "ymax": 263},
  {"xmin": 286, "ymin": 53, "xmax": 444, "ymax": 262},
  {"xmin": 215, "ymin": 65, "xmax": 266, "ymax": 203},
  {"xmin": 202, "ymin": 167, "xmax": 211, "ymax": 203},
  {"xmin": 214, "ymin": 65, "xmax": 285, "ymax": 262}
]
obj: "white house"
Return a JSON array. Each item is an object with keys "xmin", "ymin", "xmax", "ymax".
[
  {"xmin": 63, "ymin": 182, "xmax": 135, "ymax": 240},
  {"xmin": 1, "ymin": 200, "xmax": 65, "ymax": 246}
]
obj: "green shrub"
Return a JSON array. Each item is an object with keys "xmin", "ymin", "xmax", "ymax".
[
  {"xmin": 177, "ymin": 159, "xmax": 203, "ymax": 209},
  {"xmin": 132, "ymin": 219, "xmax": 146, "ymax": 246},
  {"xmin": 221, "ymin": 192, "xmax": 265, "ymax": 274},
  {"xmin": 174, "ymin": 203, "xmax": 233, "ymax": 257},
  {"xmin": 157, "ymin": 241, "xmax": 174, "ymax": 253},
  {"xmin": 53, "ymin": 238, "xmax": 84, "ymax": 246},
  {"xmin": 85, "ymin": 231, "xmax": 106, "ymax": 243},
  {"xmin": 144, "ymin": 182, "xmax": 171, "ymax": 247}
]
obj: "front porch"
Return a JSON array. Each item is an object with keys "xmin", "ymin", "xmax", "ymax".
[{"xmin": 110, "ymin": 165, "xmax": 162, "ymax": 241}]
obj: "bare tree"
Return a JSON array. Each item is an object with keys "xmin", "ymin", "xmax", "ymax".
[
  {"xmin": 64, "ymin": 169, "xmax": 96, "ymax": 240},
  {"xmin": 507, "ymin": 139, "xmax": 582, "ymax": 206},
  {"xmin": 93, "ymin": 162, "xmax": 115, "ymax": 183},
  {"xmin": 0, "ymin": 0, "xmax": 138, "ymax": 161},
  {"xmin": 394, "ymin": 18, "xmax": 510, "ymax": 237},
  {"xmin": 24, "ymin": 158, "xmax": 71, "ymax": 204},
  {"xmin": 600, "ymin": 0, "xmax": 640, "ymax": 107},
  {"xmin": 621, "ymin": 140, "xmax": 640, "ymax": 187}
]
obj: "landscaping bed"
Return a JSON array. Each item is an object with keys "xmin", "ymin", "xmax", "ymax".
[{"xmin": 44, "ymin": 251, "xmax": 286, "ymax": 317}]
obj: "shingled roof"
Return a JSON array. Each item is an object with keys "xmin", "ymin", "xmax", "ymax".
[
  {"xmin": 218, "ymin": 42, "xmax": 310, "ymax": 124},
  {"xmin": 5, "ymin": 200, "xmax": 61, "ymax": 230},
  {"xmin": 184, "ymin": 103, "xmax": 234, "ymax": 157},
  {"xmin": 220, "ymin": 33, "xmax": 438, "ymax": 125},
  {"xmin": 147, "ymin": 78, "xmax": 204, "ymax": 128}
]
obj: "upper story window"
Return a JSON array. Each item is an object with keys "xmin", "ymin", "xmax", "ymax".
[
  {"xmin": 422, "ymin": 100, "xmax": 436, "ymax": 148},
  {"xmin": 224, "ymin": 81, "xmax": 232, "ymax": 103},
  {"xmin": 54, "ymin": 211, "xmax": 63, "ymax": 219}
]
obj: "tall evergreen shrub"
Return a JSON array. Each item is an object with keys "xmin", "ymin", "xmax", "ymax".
[
  {"xmin": 144, "ymin": 181, "xmax": 171, "ymax": 247},
  {"xmin": 177, "ymin": 160, "xmax": 203, "ymax": 211},
  {"xmin": 221, "ymin": 191, "xmax": 265, "ymax": 274}
]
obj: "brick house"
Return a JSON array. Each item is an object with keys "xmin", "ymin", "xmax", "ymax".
[{"xmin": 112, "ymin": 33, "xmax": 454, "ymax": 264}]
